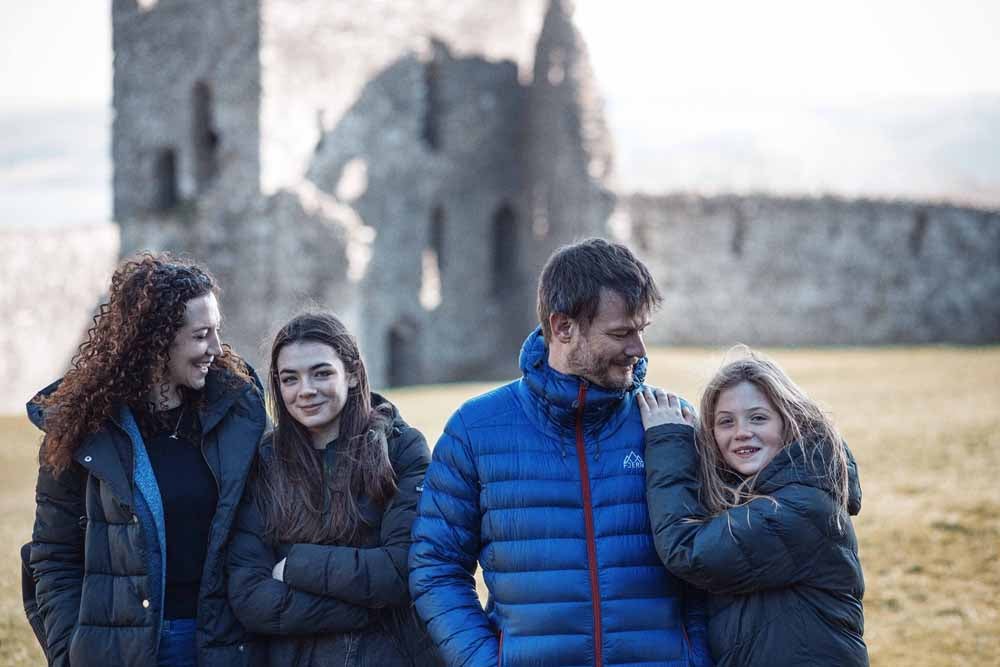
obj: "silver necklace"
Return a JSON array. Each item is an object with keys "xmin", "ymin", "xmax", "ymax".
[{"xmin": 168, "ymin": 404, "xmax": 185, "ymax": 439}]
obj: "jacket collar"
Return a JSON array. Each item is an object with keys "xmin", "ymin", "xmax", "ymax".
[
  {"xmin": 516, "ymin": 326, "xmax": 647, "ymax": 438},
  {"xmin": 754, "ymin": 440, "xmax": 863, "ymax": 516},
  {"xmin": 27, "ymin": 367, "xmax": 265, "ymax": 501}
]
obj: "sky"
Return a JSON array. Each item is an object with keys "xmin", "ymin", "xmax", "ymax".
[
  {"xmin": 575, "ymin": 0, "xmax": 1000, "ymax": 102},
  {"xmin": 4, "ymin": 1, "xmax": 999, "ymax": 109},
  {"xmin": 1, "ymin": 0, "xmax": 999, "ymax": 226}
]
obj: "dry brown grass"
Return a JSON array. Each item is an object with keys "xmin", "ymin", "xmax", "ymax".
[{"xmin": 3, "ymin": 347, "xmax": 998, "ymax": 665}]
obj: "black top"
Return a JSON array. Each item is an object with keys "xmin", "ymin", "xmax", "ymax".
[{"xmin": 139, "ymin": 403, "xmax": 219, "ymax": 620}]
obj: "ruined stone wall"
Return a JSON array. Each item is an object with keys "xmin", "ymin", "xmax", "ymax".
[
  {"xmin": 306, "ymin": 48, "xmax": 528, "ymax": 386},
  {"xmin": 118, "ymin": 185, "xmax": 361, "ymax": 374},
  {"xmin": 259, "ymin": 0, "xmax": 548, "ymax": 194},
  {"xmin": 1, "ymin": 224, "xmax": 119, "ymax": 414},
  {"xmin": 112, "ymin": 0, "xmax": 261, "ymax": 220},
  {"xmin": 521, "ymin": 0, "xmax": 614, "ymax": 288},
  {"xmin": 622, "ymin": 194, "xmax": 1000, "ymax": 345}
]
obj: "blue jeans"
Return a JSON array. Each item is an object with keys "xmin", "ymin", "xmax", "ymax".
[{"xmin": 158, "ymin": 618, "xmax": 197, "ymax": 667}]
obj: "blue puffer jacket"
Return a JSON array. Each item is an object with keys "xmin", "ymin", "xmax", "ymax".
[{"xmin": 409, "ymin": 327, "xmax": 712, "ymax": 667}]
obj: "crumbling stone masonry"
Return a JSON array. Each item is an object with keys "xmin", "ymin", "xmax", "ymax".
[
  {"xmin": 4, "ymin": 0, "xmax": 996, "ymax": 414},
  {"xmin": 111, "ymin": 0, "xmax": 612, "ymax": 386}
]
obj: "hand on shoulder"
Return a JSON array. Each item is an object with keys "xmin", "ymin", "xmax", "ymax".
[{"xmin": 637, "ymin": 387, "xmax": 696, "ymax": 431}]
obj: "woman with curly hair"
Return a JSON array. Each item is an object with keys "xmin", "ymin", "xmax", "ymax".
[
  {"xmin": 27, "ymin": 252, "xmax": 267, "ymax": 667},
  {"xmin": 226, "ymin": 312, "xmax": 442, "ymax": 666},
  {"xmin": 639, "ymin": 350, "xmax": 868, "ymax": 666}
]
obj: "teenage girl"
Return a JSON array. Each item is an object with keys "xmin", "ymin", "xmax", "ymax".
[{"xmin": 227, "ymin": 312, "xmax": 442, "ymax": 666}]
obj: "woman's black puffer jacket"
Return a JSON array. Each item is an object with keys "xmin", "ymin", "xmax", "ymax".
[
  {"xmin": 227, "ymin": 395, "xmax": 443, "ymax": 666},
  {"xmin": 645, "ymin": 423, "xmax": 869, "ymax": 667},
  {"xmin": 29, "ymin": 369, "xmax": 267, "ymax": 667}
]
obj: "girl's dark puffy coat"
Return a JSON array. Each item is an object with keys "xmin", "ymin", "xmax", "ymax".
[
  {"xmin": 226, "ymin": 397, "xmax": 442, "ymax": 667},
  {"xmin": 28, "ymin": 369, "xmax": 267, "ymax": 667},
  {"xmin": 646, "ymin": 423, "xmax": 869, "ymax": 667}
]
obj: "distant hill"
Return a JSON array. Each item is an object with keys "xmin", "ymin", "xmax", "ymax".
[
  {"xmin": 0, "ymin": 106, "xmax": 110, "ymax": 228},
  {"xmin": 608, "ymin": 93, "xmax": 1000, "ymax": 208}
]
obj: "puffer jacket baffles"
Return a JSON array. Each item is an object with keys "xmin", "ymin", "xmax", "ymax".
[
  {"xmin": 227, "ymin": 395, "xmax": 442, "ymax": 666},
  {"xmin": 409, "ymin": 327, "xmax": 712, "ymax": 667},
  {"xmin": 28, "ymin": 369, "xmax": 267, "ymax": 667},
  {"xmin": 645, "ymin": 423, "xmax": 869, "ymax": 667}
]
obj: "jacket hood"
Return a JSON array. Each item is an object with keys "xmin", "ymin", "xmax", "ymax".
[
  {"xmin": 26, "ymin": 379, "xmax": 61, "ymax": 431},
  {"xmin": 754, "ymin": 440, "xmax": 863, "ymax": 516},
  {"xmin": 516, "ymin": 326, "xmax": 647, "ymax": 441}
]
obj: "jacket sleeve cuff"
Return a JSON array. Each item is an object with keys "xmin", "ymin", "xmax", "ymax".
[{"xmin": 646, "ymin": 423, "xmax": 695, "ymax": 440}]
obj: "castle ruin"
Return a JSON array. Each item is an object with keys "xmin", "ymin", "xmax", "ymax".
[
  {"xmin": 111, "ymin": 0, "xmax": 611, "ymax": 385},
  {"xmin": 3, "ymin": 0, "xmax": 998, "ymax": 413}
]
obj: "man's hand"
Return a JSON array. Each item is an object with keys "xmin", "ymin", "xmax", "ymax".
[{"xmin": 637, "ymin": 387, "xmax": 696, "ymax": 431}]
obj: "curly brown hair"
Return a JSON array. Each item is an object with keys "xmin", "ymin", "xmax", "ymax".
[{"xmin": 38, "ymin": 252, "xmax": 250, "ymax": 473}]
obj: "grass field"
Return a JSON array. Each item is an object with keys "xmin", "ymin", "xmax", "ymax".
[{"xmin": 2, "ymin": 346, "xmax": 998, "ymax": 665}]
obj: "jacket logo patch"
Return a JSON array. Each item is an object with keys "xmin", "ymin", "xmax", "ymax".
[{"xmin": 623, "ymin": 450, "xmax": 645, "ymax": 470}]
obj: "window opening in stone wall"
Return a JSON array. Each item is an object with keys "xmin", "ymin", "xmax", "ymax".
[
  {"xmin": 422, "ymin": 59, "xmax": 442, "ymax": 151},
  {"xmin": 547, "ymin": 48, "xmax": 566, "ymax": 85},
  {"xmin": 387, "ymin": 319, "xmax": 420, "ymax": 387},
  {"xmin": 532, "ymin": 188, "xmax": 549, "ymax": 239},
  {"xmin": 430, "ymin": 205, "xmax": 445, "ymax": 272},
  {"xmin": 910, "ymin": 209, "xmax": 929, "ymax": 255},
  {"xmin": 420, "ymin": 206, "xmax": 446, "ymax": 310},
  {"xmin": 153, "ymin": 148, "xmax": 179, "ymax": 211},
  {"xmin": 492, "ymin": 203, "xmax": 517, "ymax": 296},
  {"xmin": 731, "ymin": 208, "xmax": 747, "ymax": 257},
  {"xmin": 192, "ymin": 81, "xmax": 219, "ymax": 191}
]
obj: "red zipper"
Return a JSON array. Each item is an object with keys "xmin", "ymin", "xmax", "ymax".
[
  {"xmin": 574, "ymin": 383, "xmax": 603, "ymax": 667},
  {"xmin": 497, "ymin": 630, "xmax": 504, "ymax": 666}
]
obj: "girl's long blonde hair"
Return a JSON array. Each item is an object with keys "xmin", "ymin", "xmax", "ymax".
[{"xmin": 696, "ymin": 349, "xmax": 850, "ymax": 518}]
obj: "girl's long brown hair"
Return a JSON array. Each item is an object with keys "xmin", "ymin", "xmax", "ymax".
[
  {"xmin": 256, "ymin": 312, "xmax": 397, "ymax": 546},
  {"xmin": 696, "ymin": 350, "xmax": 850, "ymax": 521},
  {"xmin": 37, "ymin": 252, "xmax": 249, "ymax": 473}
]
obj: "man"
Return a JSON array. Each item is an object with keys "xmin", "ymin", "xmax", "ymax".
[{"xmin": 409, "ymin": 238, "xmax": 711, "ymax": 667}]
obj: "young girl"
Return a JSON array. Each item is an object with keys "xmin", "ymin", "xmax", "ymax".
[
  {"xmin": 226, "ymin": 312, "xmax": 442, "ymax": 666},
  {"xmin": 638, "ymin": 351, "xmax": 868, "ymax": 667}
]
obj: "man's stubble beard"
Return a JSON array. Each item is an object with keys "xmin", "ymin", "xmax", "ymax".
[{"xmin": 566, "ymin": 340, "xmax": 632, "ymax": 392}]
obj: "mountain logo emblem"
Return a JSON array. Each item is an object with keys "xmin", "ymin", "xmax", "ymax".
[{"xmin": 623, "ymin": 450, "xmax": 645, "ymax": 470}]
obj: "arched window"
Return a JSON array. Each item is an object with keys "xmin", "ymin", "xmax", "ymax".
[
  {"xmin": 422, "ymin": 60, "xmax": 441, "ymax": 151},
  {"xmin": 731, "ymin": 208, "xmax": 746, "ymax": 257},
  {"xmin": 492, "ymin": 203, "xmax": 517, "ymax": 295},
  {"xmin": 420, "ymin": 205, "xmax": 445, "ymax": 310},
  {"xmin": 430, "ymin": 205, "xmax": 445, "ymax": 272},
  {"xmin": 192, "ymin": 81, "xmax": 219, "ymax": 190},
  {"xmin": 387, "ymin": 319, "xmax": 420, "ymax": 387},
  {"xmin": 153, "ymin": 148, "xmax": 178, "ymax": 211},
  {"xmin": 910, "ymin": 209, "xmax": 929, "ymax": 255}
]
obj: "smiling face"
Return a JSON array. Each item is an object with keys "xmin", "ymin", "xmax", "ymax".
[
  {"xmin": 559, "ymin": 289, "xmax": 650, "ymax": 391},
  {"xmin": 277, "ymin": 340, "xmax": 358, "ymax": 447},
  {"xmin": 713, "ymin": 381, "xmax": 786, "ymax": 476},
  {"xmin": 163, "ymin": 292, "xmax": 223, "ymax": 396}
]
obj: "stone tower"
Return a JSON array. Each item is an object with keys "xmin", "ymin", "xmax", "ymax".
[{"xmin": 111, "ymin": 0, "xmax": 616, "ymax": 386}]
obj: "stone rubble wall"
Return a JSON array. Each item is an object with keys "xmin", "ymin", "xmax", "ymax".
[
  {"xmin": 4, "ymin": 193, "xmax": 998, "ymax": 414},
  {"xmin": 1, "ymin": 223, "xmax": 120, "ymax": 414},
  {"xmin": 622, "ymin": 193, "xmax": 1000, "ymax": 345}
]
